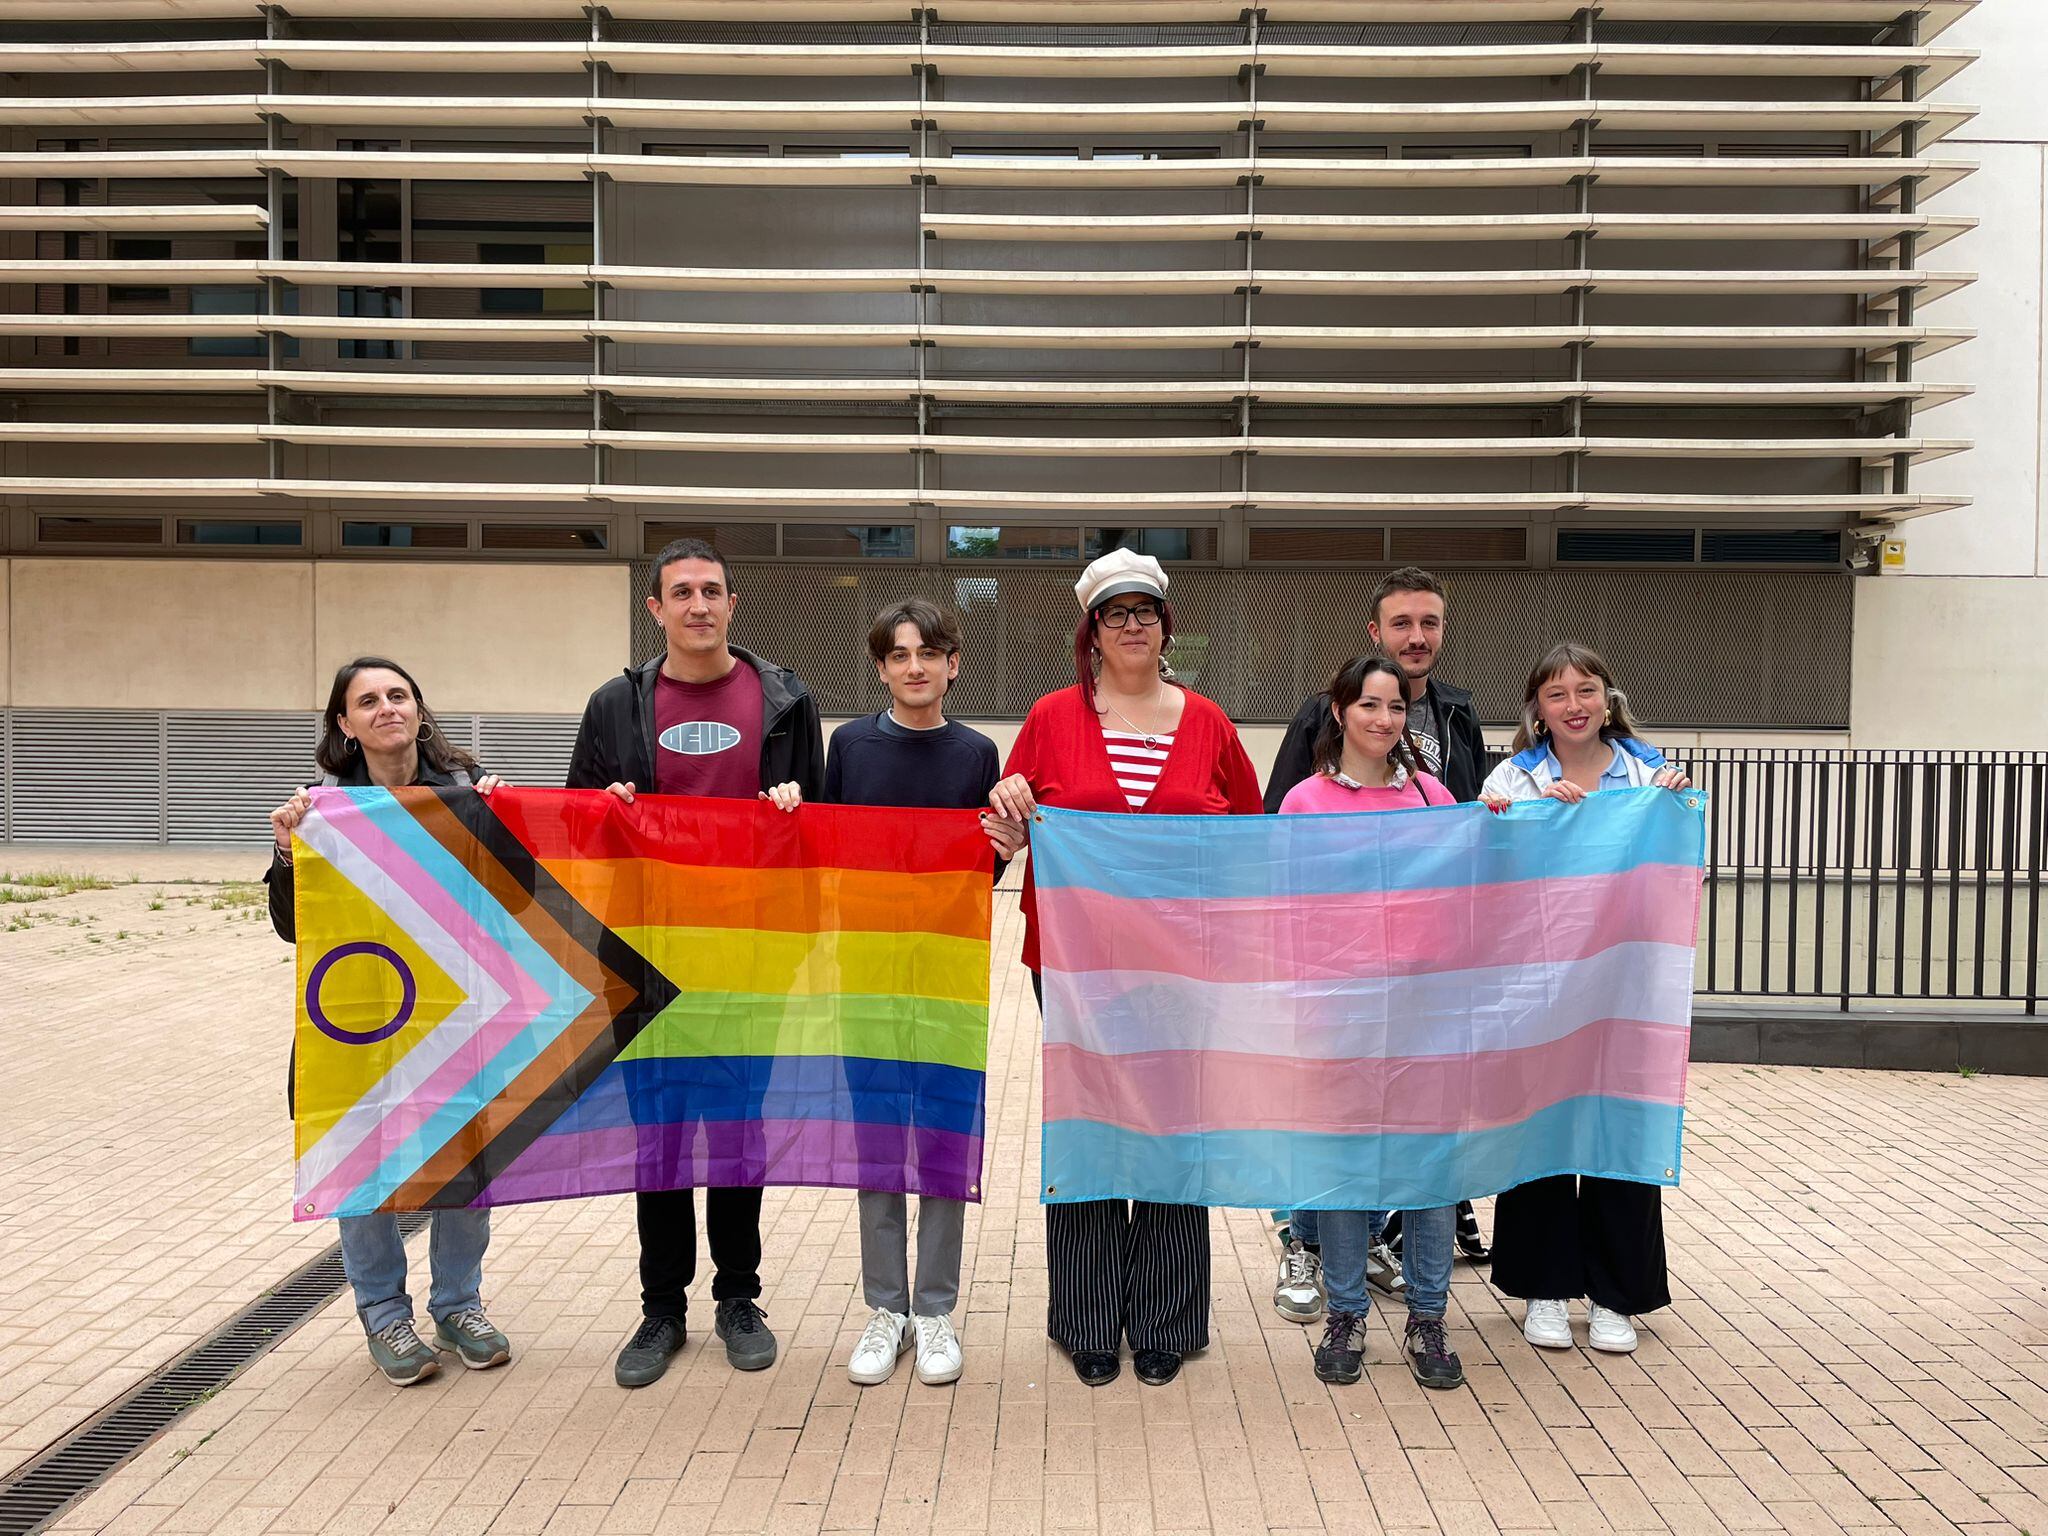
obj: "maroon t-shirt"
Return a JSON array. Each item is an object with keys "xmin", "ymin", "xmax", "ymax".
[{"xmin": 651, "ymin": 661, "xmax": 764, "ymax": 800}]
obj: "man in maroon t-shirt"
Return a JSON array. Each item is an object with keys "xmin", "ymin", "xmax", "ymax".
[{"xmin": 567, "ymin": 537, "xmax": 824, "ymax": 1387}]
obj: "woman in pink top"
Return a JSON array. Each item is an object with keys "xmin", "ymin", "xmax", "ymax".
[{"xmin": 1278, "ymin": 655, "xmax": 1464, "ymax": 1392}]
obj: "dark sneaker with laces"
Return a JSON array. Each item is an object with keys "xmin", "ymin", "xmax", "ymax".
[
  {"xmin": 434, "ymin": 1308, "xmax": 511, "ymax": 1370},
  {"xmin": 366, "ymin": 1318, "xmax": 441, "ymax": 1386},
  {"xmin": 615, "ymin": 1315, "xmax": 685, "ymax": 1388},
  {"xmin": 1314, "ymin": 1310, "xmax": 1368, "ymax": 1385},
  {"xmin": 1404, "ymin": 1314, "xmax": 1465, "ymax": 1390},
  {"xmin": 715, "ymin": 1298, "xmax": 777, "ymax": 1371}
]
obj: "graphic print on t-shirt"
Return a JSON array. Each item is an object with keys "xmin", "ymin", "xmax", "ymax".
[
  {"xmin": 652, "ymin": 663, "xmax": 764, "ymax": 800},
  {"xmin": 660, "ymin": 721, "xmax": 741, "ymax": 756},
  {"xmin": 1404, "ymin": 691, "xmax": 1445, "ymax": 776}
]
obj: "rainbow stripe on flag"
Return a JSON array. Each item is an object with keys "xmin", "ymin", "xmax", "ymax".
[
  {"xmin": 291, "ymin": 787, "xmax": 992, "ymax": 1219},
  {"xmin": 1032, "ymin": 788, "xmax": 1704, "ymax": 1210}
]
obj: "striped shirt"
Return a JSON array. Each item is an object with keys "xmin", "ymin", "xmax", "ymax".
[{"xmin": 1102, "ymin": 728, "xmax": 1175, "ymax": 810}]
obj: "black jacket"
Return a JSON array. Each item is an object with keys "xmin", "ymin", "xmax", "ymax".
[
  {"xmin": 1261, "ymin": 675, "xmax": 1490, "ymax": 812},
  {"xmin": 566, "ymin": 645, "xmax": 824, "ymax": 802}
]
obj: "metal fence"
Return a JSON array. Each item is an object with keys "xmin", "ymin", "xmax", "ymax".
[{"xmin": 1686, "ymin": 750, "xmax": 2048, "ymax": 1013}]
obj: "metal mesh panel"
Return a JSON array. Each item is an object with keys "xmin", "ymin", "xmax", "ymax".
[
  {"xmin": 165, "ymin": 712, "xmax": 320, "ymax": 845},
  {"xmin": 6, "ymin": 711, "xmax": 166, "ymax": 843},
  {"xmin": 669, "ymin": 565, "xmax": 1850, "ymax": 727}
]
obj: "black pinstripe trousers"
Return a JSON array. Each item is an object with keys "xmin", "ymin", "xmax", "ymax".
[{"xmin": 1034, "ymin": 971, "xmax": 1211, "ymax": 1355}]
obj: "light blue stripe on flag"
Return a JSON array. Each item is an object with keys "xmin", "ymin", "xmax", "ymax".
[
  {"xmin": 1031, "ymin": 786, "xmax": 1705, "ymax": 901},
  {"xmin": 1041, "ymin": 1096, "xmax": 1685, "ymax": 1211}
]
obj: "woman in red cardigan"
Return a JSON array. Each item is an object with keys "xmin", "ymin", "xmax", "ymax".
[{"xmin": 985, "ymin": 548, "xmax": 1263, "ymax": 1389}]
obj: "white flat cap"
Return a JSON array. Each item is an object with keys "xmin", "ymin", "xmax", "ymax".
[{"xmin": 1075, "ymin": 547, "xmax": 1169, "ymax": 612}]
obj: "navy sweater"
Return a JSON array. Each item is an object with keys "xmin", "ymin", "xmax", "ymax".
[{"xmin": 823, "ymin": 711, "xmax": 1005, "ymax": 878}]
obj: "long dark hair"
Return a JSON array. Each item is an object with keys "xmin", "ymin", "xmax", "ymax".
[
  {"xmin": 1510, "ymin": 640, "xmax": 1647, "ymax": 754},
  {"xmin": 315, "ymin": 656, "xmax": 478, "ymax": 778},
  {"xmin": 1072, "ymin": 596, "xmax": 1177, "ymax": 711},
  {"xmin": 1311, "ymin": 654, "xmax": 1424, "ymax": 779}
]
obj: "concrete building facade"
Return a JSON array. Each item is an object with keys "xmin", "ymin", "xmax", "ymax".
[{"xmin": 0, "ymin": 0, "xmax": 2028, "ymax": 840}]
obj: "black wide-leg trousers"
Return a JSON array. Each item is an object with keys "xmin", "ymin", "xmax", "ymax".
[
  {"xmin": 1489, "ymin": 1175, "xmax": 1670, "ymax": 1316},
  {"xmin": 1033, "ymin": 969, "xmax": 1210, "ymax": 1355}
]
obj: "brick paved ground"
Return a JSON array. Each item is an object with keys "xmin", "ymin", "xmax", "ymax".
[{"xmin": 3, "ymin": 854, "xmax": 2046, "ymax": 1535}]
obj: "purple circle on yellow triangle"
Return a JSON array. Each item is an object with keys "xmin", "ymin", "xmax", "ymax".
[{"xmin": 307, "ymin": 941, "xmax": 418, "ymax": 1045}]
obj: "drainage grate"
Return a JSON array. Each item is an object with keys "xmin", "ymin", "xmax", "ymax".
[{"xmin": 0, "ymin": 1213, "xmax": 430, "ymax": 1536}]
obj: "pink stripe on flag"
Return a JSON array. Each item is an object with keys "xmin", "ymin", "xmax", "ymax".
[
  {"xmin": 1041, "ymin": 1018, "xmax": 1690, "ymax": 1137},
  {"xmin": 301, "ymin": 793, "xmax": 552, "ymax": 1215},
  {"xmin": 1038, "ymin": 862, "xmax": 1701, "ymax": 983}
]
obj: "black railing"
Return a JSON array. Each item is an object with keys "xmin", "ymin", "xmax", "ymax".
[{"xmin": 1680, "ymin": 750, "xmax": 2048, "ymax": 1012}]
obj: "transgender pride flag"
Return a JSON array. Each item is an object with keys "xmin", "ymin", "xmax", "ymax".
[{"xmin": 1032, "ymin": 788, "xmax": 1705, "ymax": 1211}]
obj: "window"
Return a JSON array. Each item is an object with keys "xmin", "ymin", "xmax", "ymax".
[
  {"xmin": 342, "ymin": 522, "xmax": 470, "ymax": 550},
  {"xmin": 644, "ymin": 143, "xmax": 772, "ymax": 158},
  {"xmin": 478, "ymin": 243, "xmax": 594, "ymax": 315},
  {"xmin": 1091, "ymin": 147, "xmax": 1222, "ymax": 161},
  {"xmin": 946, "ymin": 525, "xmax": 1081, "ymax": 560},
  {"xmin": 1701, "ymin": 529, "xmax": 1841, "ymax": 565},
  {"xmin": 781, "ymin": 145, "xmax": 914, "ymax": 160},
  {"xmin": 1403, "ymin": 144, "xmax": 1534, "ymax": 159},
  {"xmin": 1085, "ymin": 527, "xmax": 1218, "ymax": 562},
  {"xmin": 1262, "ymin": 144, "xmax": 1389, "ymax": 160},
  {"xmin": 1388, "ymin": 526, "xmax": 1526, "ymax": 564},
  {"xmin": 1249, "ymin": 526, "xmax": 1386, "ymax": 562},
  {"xmin": 1556, "ymin": 528, "xmax": 1695, "ymax": 563},
  {"xmin": 949, "ymin": 146, "xmax": 1083, "ymax": 160},
  {"xmin": 482, "ymin": 523, "xmax": 609, "ymax": 552},
  {"xmin": 642, "ymin": 522, "xmax": 776, "ymax": 557},
  {"xmin": 37, "ymin": 515, "xmax": 163, "ymax": 546},
  {"xmin": 782, "ymin": 524, "xmax": 915, "ymax": 558},
  {"xmin": 175, "ymin": 520, "xmax": 303, "ymax": 547}
]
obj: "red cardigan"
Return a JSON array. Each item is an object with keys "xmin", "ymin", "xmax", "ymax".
[{"xmin": 1006, "ymin": 683, "xmax": 1264, "ymax": 971}]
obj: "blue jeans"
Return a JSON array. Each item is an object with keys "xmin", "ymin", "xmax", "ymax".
[
  {"xmin": 1286, "ymin": 1207, "xmax": 1372, "ymax": 1251},
  {"xmin": 1314, "ymin": 1204, "xmax": 1455, "ymax": 1320},
  {"xmin": 337, "ymin": 1210, "xmax": 490, "ymax": 1335}
]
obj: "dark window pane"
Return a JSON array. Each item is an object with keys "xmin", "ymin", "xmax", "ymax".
[
  {"xmin": 642, "ymin": 521, "xmax": 777, "ymax": 557},
  {"xmin": 1085, "ymin": 527, "xmax": 1218, "ymax": 562},
  {"xmin": 1701, "ymin": 528, "xmax": 1841, "ymax": 565},
  {"xmin": 481, "ymin": 523, "xmax": 609, "ymax": 552},
  {"xmin": 782, "ymin": 524, "xmax": 915, "ymax": 558},
  {"xmin": 1556, "ymin": 528, "xmax": 1695, "ymax": 562},
  {"xmin": 1248, "ymin": 526, "xmax": 1385, "ymax": 562},
  {"xmin": 175, "ymin": 519, "xmax": 302, "ymax": 547},
  {"xmin": 1387, "ymin": 526, "xmax": 1526, "ymax": 564},
  {"xmin": 341, "ymin": 522, "xmax": 469, "ymax": 550},
  {"xmin": 38, "ymin": 515, "xmax": 163, "ymax": 545},
  {"xmin": 946, "ymin": 525, "xmax": 1080, "ymax": 560}
]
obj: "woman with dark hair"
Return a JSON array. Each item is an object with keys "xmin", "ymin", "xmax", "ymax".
[
  {"xmin": 265, "ymin": 656, "xmax": 512, "ymax": 1386},
  {"xmin": 985, "ymin": 549, "xmax": 1263, "ymax": 1389},
  {"xmin": 1276, "ymin": 655, "xmax": 1464, "ymax": 1390},
  {"xmin": 1479, "ymin": 641, "xmax": 1689, "ymax": 1356}
]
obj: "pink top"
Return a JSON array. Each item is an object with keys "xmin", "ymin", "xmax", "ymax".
[{"xmin": 1277, "ymin": 770, "xmax": 1451, "ymax": 816}]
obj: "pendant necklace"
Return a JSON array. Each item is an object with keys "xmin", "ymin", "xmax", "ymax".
[{"xmin": 1100, "ymin": 686, "xmax": 1166, "ymax": 750}]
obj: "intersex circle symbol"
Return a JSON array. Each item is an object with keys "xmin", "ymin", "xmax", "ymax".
[{"xmin": 306, "ymin": 941, "xmax": 417, "ymax": 1045}]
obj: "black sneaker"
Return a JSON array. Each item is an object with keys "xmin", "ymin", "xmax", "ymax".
[
  {"xmin": 714, "ymin": 1298, "xmax": 777, "ymax": 1371},
  {"xmin": 1455, "ymin": 1201, "xmax": 1491, "ymax": 1263},
  {"xmin": 1404, "ymin": 1314, "xmax": 1465, "ymax": 1391},
  {"xmin": 1314, "ymin": 1310, "xmax": 1367, "ymax": 1385},
  {"xmin": 615, "ymin": 1315, "xmax": 685, "ymax": 1389}
]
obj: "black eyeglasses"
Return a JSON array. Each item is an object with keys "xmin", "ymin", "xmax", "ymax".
[{"xmin": 1098, "ymin": 603, "xmax": 1163, "ymax": 629}]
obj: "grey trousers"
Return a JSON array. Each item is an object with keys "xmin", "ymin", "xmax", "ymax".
[{"xmin": 858, "ymin": 1190, "xmax": 965, "ymax": 1316}]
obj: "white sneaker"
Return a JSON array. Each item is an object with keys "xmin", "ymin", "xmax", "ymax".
[
  {"xmin": 1366, "ymin": 1240, "xmax": 1406, "ymax": 1297},
  {"xmin": 1274, "ymin": 1239, "xmax": 1324, "ymax": 1322},
  {"xmin": 847, "ymin": 1308, "xmax": 910, "ymax": 1385},
  {"xmin": 912, "ymin": 1314, "xmax": 963, "ymax": 1385},
  {"xmin": 1523, "ymin": 1298, "xmax": 1573, "ymax": 1349},
  {"xmin": 1587, "ymin": 1304, "xmax": 1638, "ymax": 1354}
]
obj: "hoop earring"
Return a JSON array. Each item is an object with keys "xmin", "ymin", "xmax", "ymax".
[
  {"xmin": 418, "ymin": 723, "xmax": 431, "ymax": 742},
  {"xmin": 343, "ymin": 735, "xmax": 360, "ymax": 755}
]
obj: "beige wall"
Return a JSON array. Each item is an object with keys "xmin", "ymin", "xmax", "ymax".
[
  {"xmin": 313, "ymin": 562, "xmax": 630, "ymax": 716},
  {"xmin": 3, "ymin": 557, "xmax": 630, "ymax": 714},
  {"xmin": 1851, "ymin": 577, "xmax": 2048, "ymax": 749},
  {"xmin": 8, "ymin": 557, "xmax": 315, "ymax": 710}
]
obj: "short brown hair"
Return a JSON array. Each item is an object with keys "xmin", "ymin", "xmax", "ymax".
[
  {"xmin": 867, "ymin": 598, "xmax": 963, "ymax": 664},
  {"xmin": 1367, "ymin": 566, "xmax": 1448, "ymax": 628}
]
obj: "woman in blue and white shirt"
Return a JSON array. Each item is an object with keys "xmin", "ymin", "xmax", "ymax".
[{"xmin": 1480, "ymin": 642, "xmax": 1690, "ymax": 1357}]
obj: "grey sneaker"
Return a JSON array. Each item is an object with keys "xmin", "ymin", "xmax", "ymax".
[
  {"xmin": 366, "ymin": 1318, "xmax": 441, "ymax": 1386},
  {"xmin": 1366, "ymin": 1240, "xmax": 1406, "ymax": 1297},
  {"xmin": 715, "ymin": 1298, "xmax": 777, "ymax": 1371},
  {"xmin": 434, "ymin": 1308, "xmax": 511, "ymax": 1370},
  {"xmin": 615, "ymin": 1315, "xmax": 685, "ymax": 1388},
  {"xmin": 1404, "ymin": 1313, "xmax": 1466, "ymax": 1391}
]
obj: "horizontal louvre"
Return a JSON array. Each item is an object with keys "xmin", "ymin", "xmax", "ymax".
[
  {"xmin": 165, "ymin": 712, "xmax": 320, "ymax": 844},
  {"xmin": 473, "ymin": 714, "xmax": 583, "ymax": 788},
  {"xmin": 5, "ymin": 711, "xmax": 166, "ymax": 843}
]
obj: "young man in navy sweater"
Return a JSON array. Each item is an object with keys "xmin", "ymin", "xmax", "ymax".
[{"xmin": 825, "ymin": 598, "xmax": 1022, "ymax": 1387}]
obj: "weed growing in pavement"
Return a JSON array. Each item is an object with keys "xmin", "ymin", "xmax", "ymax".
[
  {"xmin": 148, "ymin": 899, "xmax": 165, "ymax": 911},
  {"xmin": 0, "ymin": 871, "xmax": 116, "ymax": 901},
  {"xmin": 209, "ymin": 882, "xmax": 266, "ymax": 910},
  {"xmin": 1958, "ymin": 1064, "xmax": 1980, "ymax": 1078}
]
